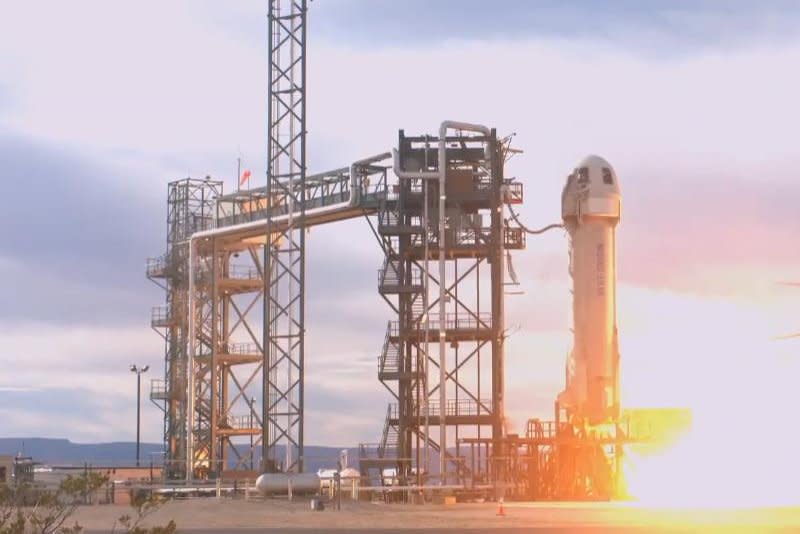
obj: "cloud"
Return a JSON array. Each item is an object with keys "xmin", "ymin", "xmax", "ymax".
[
  {"xmin": 619, "ymin": 170, "xmax": 800, "ymax": 295},
  {"xmin": 0, "ymin": 2, "xmax": 798, "ymax": 448},
  {"xmin": 0, "ymin": 133, "xmax": 165, "ymax": 325},
  {"xmin": 206, "ymin": 1, "xmax": 800, "ymax": 57},
  {"xmin": 510, "ymin": 169, "xmax": 800, "ymax": 297},
  {"xmin": 0, "ymin": 322, "xmax": 163, "ymax": 442}
]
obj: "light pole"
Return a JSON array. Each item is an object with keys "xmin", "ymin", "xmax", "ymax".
[{"xmin": 130, "ymin": 364, "xmax": 150, "ymax": 467}]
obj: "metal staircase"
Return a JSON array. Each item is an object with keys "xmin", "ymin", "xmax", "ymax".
[
  {"xmin": 377, "ymin": 202, "xmax": 423, "ymax": 236},
  {"xmin": 358, "ymin": 404, "xmax": 399, "ymax": 486},
  {"xmin": 379, "ymin": 404, "xmax": 399, "ymax": 459},
  {"xmin": 378, "ymin": 257, "xmax": 423, "ymax": 295},
  {"xmin": 378, "ymin": 323, "xmax": 402, "ymax": 380}
]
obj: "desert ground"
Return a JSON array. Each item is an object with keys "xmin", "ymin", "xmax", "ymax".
[{"xmin": 74, "ymin": 497, "xmax": 800, "ymax": 533}]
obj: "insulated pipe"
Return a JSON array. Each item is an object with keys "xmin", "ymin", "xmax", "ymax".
[
  {"xmin": 190, "ymin": 155, "xmax": 391, "ymax": 243},
  {"xmin": 393, "ymin": 120, "xmax": 491, "ymax": 485},
  {"xmin": 186, "ymin": 238, "xmax": 196, "ymax": 481},
  {"xmin": 349, "ymin": 152, "xmax": 392, "ymax": 207},
  {"xmin": 435, "ymin": 121, "xmax": 489, "ymax": 485}
]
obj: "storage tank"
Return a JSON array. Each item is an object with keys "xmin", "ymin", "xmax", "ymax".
[
  {"xmin": 255, "ymin": 472, "xmax": 321, "ymax": 495},
  {"xmin": 557, "ymin": 155, "xmax": 621, "ymax": 424}
]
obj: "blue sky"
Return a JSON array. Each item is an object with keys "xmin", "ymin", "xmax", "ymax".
[
  {"xmin": 310, "ymin": 0, "xmax": 800, "ymax": 53},
  {"xmin": 0, "ymin": 1, "xmax": 798, "ymax": 447}
]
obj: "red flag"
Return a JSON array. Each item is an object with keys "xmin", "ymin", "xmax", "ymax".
[{"xmin": 239, "ymin": 169, "xmax": 252, "ymax": 186}]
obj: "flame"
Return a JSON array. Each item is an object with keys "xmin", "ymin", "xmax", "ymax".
[
  {"xmin": 613, "ymin": 285, "xmax": 800, "ymax": 509},
  {"xmin": 623, "ymin": 361, "xmax": 800, "ymax": 509}
]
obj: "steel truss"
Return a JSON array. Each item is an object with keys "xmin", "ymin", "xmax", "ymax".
[
  {"xmin": 149, "ymin": 159, "xmax": 392, "ymax": 478},
  {"xmin": 261, "ymin": 0, "xmax": 308, "ymax": 474},
  {"xmin": 147, "ymin": 0, "xmax": 536, "ymax": 485},
  {"xmin": 147, "ymin": 178, "xmax": 222, "ymax": 479},
  {"xmin": 360, "ymin": 128, "xmax": 526, "ymax": 487}
]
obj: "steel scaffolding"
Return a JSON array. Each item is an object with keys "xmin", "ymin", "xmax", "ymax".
[
  {"xmin": 359, "ymin": 127, "xmax": 525, "ymax": 487},
  {"xmin": 147, "ymin": 178, "xmax": 222, "ymax": 479},
  {"xmin": 263, "ymin": 0, "xmax": 308, "ymax": 474},
  {"xmin": 149, "ymin": 158, "xmax": 392, "ymax": 478}
]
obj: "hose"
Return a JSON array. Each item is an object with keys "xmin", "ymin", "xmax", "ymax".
[{"xmin": 507, "ymin": 202, "xmax": 563, "ymax": 235}]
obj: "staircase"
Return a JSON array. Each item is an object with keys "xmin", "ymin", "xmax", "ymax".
[
  {"xmin": 378, "ymin": 404, "xmax": 399, "ymax": 459},
  {"xmin": 358, "ymin": 404, "xmax": 399, "ymax": 486},
  {"xmin": 377, "ymin": 202, "xmax": 423, "ymax": 236},
  {"xmin": 410, "ymin": 293, "xmax": 426, "ymax": 324},
  {"xmin": 378, "ymin": 323, "xmax": 402, "ymax": 379},
  {"xmin": 378, "ymin": 256, "xmax": 423, "ymax": 294}
]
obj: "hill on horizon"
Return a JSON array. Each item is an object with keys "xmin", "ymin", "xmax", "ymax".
[{"xmin": 0, "ymin": 438, "xmax": 355, "ymax": 472}]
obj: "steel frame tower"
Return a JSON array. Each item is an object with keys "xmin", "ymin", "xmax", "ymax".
[
  {"xmin": 149, "ymin": 163, "xmax": 391, "ymax": 480},
  {"xmin": 148, "ymin": 178, "xmax": 222, "ymax": 478},
  {"xmin": 361, "ymin": 127, "xmax": 525, "ymax": 486},
  {"xmin": 263, "ymin": 0, "xmax": 307, "ymax": 473},
  {"xmin": 148, "ymin": 0, "xmax": 310, "ymax": 477},
  {"xmin": 146, "ymin": 0, "xmax": 531, "ymax": 487}
]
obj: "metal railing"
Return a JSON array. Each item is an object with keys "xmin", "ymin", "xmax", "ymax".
[
  {"xmin": 389, "ymin": 313, "xmax": 492, "ymax": 335},
  {"xmin": 474, "ymin": 179, "xmax": 524, "ymax": 204},
  {"xmin": 425, "ymin": 398, "xmax": 493, "ymax": 417},
  {"xmin": 378, "ymin": 405, "xmax": 396, "ymax": 458},
  {"xmin": 377, "ymin": 258, "xmax": 423, "ymax": 289},
  {"xmin": 225, "ymin": 265, "xmax": 262, "ymax": 280},
  {"xmin": 503, "ymin": 227, "xmax": 525, "ymax": 249},
  {"xmin": 224, "ymin": 342, "xmax": 260, "ymax": 355},
  {"xmin": 214, "ymin": 165, "xmax": 389, "ymax": 230},
  {"xmin": 524, "ymin": 418, "xmax": 649, "ymax": 442},
  {"xmin": 378, "ymin": 325, "xmax": 399, "ymax": 374},
  {"xmin": 379, "ymin": 325, "xmax": 426, "ymax": 376},
  {"xmin": 358, "ymin": 442, "xmax": 383, "ymax": 459},
  {"xmin": 220, "ymin": 414, "xmax": 258, "ymax": 431},
  {"xmin": 146, "ymin": 254, "xmax": 169, "ymax": 278},
  {"xmin": 378, "ymin": 209, "xmax": 423, "ymax": 233},
  {"xmin": 378, "ymin": 209, "xmax": 399, "ymax": 228},
  {"xmin": 150, "ymin": 379, "xmax": 169, "ymax": 400},
  {"xmin": 504, "ymin": 180, "xmax": 524, "ymax": 204},
  {"xmin": 406, "ymin": 226, "xmax": 525, "ymax": 250},
  {"xmin": 195, "ymin": 264, "xmax": 261, "ymax": 284},
  {"xmin": 150, "ymin": 306, "xmax": 173, "ymax": 327}
]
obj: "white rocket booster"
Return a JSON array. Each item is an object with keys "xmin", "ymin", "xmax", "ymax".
[{"xmin": 558, "ymin": 155, "xmax": 621, "ymax": 425}]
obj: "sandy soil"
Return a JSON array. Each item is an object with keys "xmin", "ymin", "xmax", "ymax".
[{"xmin": 71, "ymin": 497, "xmax": 800, "ymax": 532}]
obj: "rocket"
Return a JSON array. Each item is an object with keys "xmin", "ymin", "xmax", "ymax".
[{"xmin": 558, "ymin": 155, "xmax": 621, "ymax": 425}]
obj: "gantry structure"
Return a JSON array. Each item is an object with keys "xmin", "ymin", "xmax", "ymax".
[
  {"xmin": 146, "ymin": 0, "xmax": 524, "ymax": 484},
  {"xmin": 148, "ymin": 162, "xmax": 394, "ymax": 477},
  {"xmin": 148, "ymin": 178, "xmax": 221, "ymax": 477},
  {"xmin": 358, "ymin": 127, "xmax": 525, "ymax": 487},
  {"xmin": 148, "ymin": 125, "xmax": 525, "ymax": 480}
]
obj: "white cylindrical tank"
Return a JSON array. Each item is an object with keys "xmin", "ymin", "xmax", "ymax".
[
  {"xmin": 558, "ymin": 155, "xmax": 621, "ymax": 425},
  {"xmin": 255, "ymin": 472, "xmax": 321, "ymax": 495}
]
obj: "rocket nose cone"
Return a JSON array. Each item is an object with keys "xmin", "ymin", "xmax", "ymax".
[
  {"xmin": 577, "ymin": 155, "xmax": 619, "ymax": 192},
  {"xmin": 562, "ymin": 155, "xmax": 621, "ymax": 220},
  {"xmin": 578, "ymin": 154, "xmax": 613, "ymax": 170}
]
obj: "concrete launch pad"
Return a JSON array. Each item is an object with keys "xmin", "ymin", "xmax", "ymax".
[{"xmin": 74, "ymin": 498, "xmax": 800, "ymax": 533}]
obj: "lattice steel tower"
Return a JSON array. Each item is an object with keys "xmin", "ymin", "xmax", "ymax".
[
  {"xmin": 147, "ymin": 178, "xmax": 222, "ymax": 478},
  {"xmin": 262, "ymin": 0, "xmax": 307, "ymax": 473}
]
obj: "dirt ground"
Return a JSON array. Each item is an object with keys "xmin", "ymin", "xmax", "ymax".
[{"xmin": 70, "ymin": 497, "xmax": 800, "ymax": 533}]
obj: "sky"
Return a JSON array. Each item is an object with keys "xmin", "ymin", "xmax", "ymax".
[{"xmin": 0, "ymin": 1, "xmax": 798, "ymax": 449}]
